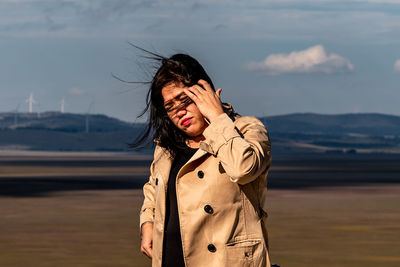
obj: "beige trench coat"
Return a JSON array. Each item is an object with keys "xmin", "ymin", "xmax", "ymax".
[{"xmin": 140, "ymin": 103, "xmax": 272, "ymax": 267}]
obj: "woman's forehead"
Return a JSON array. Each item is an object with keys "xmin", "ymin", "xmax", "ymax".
[{"xmin": 161, "ymin": 83, "xmax": 186, "ymax": 103}]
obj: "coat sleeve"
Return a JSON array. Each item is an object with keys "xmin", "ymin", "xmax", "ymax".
[
  {"xmin": 139, "ymin": 154, "xmax": 157, "ymax": 229},
  {"xmin": 201, "ymin": 112, "xmax": 271, "ymax": 185}
]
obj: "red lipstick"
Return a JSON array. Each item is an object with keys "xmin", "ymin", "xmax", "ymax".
[{"xmin": 181, "ymin": 117, "xmax": 192, "ymax": 126}]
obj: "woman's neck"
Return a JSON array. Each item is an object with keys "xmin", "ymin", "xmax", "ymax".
[{"xmin": 185, "ymin": 134, "xmax": 205, "ymax": 149}]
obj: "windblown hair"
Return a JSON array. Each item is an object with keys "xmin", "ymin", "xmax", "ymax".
[{"xmin": 130, "ymin": 47, "xmax": 215, "ymax": 158}]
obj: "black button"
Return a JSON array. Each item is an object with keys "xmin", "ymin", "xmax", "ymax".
[
  {"xmin": 155, "ymin": 178, "xmax": 158, "ymax": 185},
  {"xmin": 204, "ymin": 205, "xmax": 213, "ymax": 214},
  {"xmin": 197, "ymin": 170, "xmax": 204, "ymax": 178},
  {"xmin": 207, "ymin": 244, "xmax": 216, "ymax": 252}
]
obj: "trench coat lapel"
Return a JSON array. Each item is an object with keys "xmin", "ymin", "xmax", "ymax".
[
  {"xmin": 154, "ymin": 148, "xmax": 173, "ymax": 185},
  {"xmin": 156, "ymin": 145, "xmax": 210, "ymax": 184},
  {"xmin": 176, "ymin": 148, "xmax": 209, "ymax": 179}
]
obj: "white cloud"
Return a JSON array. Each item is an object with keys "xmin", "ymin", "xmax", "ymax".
[
  {"xmin": 394, "ymin": 59, "xmax": 400, "ymax": 73},
  {"xmin": 245, "ymin": 45, "xmax": 354, "ymax": 75},
  {"xmin": 68, "ymin": 87, "xmax": 86, "ymax": 95}
]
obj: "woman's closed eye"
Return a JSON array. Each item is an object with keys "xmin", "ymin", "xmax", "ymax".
[
  {"xmin": 165, "ymin": 95, "xmax": 193, "ymax": 113},
  {"xmin": 180, "ymin": 96, "xmax": 193, "ymax": 105},
  {"xmin": 176, "ymin": 96, "xmax": 193, "ymax": 109}
]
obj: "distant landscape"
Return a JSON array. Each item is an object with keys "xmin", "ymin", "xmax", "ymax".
[
  {"xmin": 1, "ymin": 111, "xmax": 400, "ymax": 267},
  {"xmin": 1, "ymin": 111, "xmax": 400, "ymax": 156}
]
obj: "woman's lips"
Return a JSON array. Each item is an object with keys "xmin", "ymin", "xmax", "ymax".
[{"xmin": 181, "ymin": 117, "xmax": 192, "ymax": 126}]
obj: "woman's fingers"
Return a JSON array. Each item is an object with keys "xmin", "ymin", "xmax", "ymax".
[
  {"xmin": 185, "ymin": 83, "xmax": 213, "ymax": 100},
  {"xmin": 216, "ymin": 88, "xmax": 222, "ymax": 98},
  {"xmin": 198, "ymin": 79, "xmax": 213, "ymax": 92},
  {"xmin": 141, "ymin": 242, "xmax": 153, "ymax": 259},
  {"xmin": 186, "ymin": 80, "xmax": 218, "ymax": 98},
  {"xmin": 184, "ymin": 80, "xmax": 224, "ymax": 122},
  {"xmin": 140, "ymin": 222, "xmax": 153, "ymax": 259},
  {"xmin": 141, "ymin": 248, "xmax": 152, "ymax": 259},
  {"xmin": 188, "ymin": 85, "xmax": 205, "ymax": 96},
  {"xmin": 183, "ymin": 88, "xmax": 198, "ymax": 102},
  {"xmin": 145, "ymin": 246, "xmax": 153, "ymax": 259}
]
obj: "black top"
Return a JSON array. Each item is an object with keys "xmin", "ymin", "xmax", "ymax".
[{"xmin": 162, "ymin": 145, "xmax": 198, "ymax": 267}]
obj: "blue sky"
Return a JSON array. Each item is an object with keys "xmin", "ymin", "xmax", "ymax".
[{"xmin": 1, "ymin": 0, "xmax": 400, "ymax": 122}]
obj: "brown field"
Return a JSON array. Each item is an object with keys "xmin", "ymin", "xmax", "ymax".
[
  {"xmin": 266, "ymin": 185, "xmax": 400, "ymax": 266},
  {"xmin": 0, "ymin": 153, "xmax": 399, "ymax": 266}
]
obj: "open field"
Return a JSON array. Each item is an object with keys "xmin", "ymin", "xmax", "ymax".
[
  {"xmin": 1, "ymin": 186, "xmax": 399, "ymax": 267},
  {"xmin": 266, "ymin": 185, "xmax": 400, "ymax": 266},
  {"xmin": 1, "ymin": 152, "xmax": 399, "ymax": 266}
]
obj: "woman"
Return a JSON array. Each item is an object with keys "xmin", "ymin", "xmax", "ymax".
[{"xmin": 134, "ymin": 52, "xmax": 272, "ymax": 267}]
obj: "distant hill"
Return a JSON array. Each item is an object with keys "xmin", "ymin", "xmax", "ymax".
[
  {"xmin": 259, "ymin": 113, "xmax": 400, "ymax": 156},
  {"xmin": 1, "ymin": 111, "xmax": 400, "ymax": 155},
  {"xmin": 0, "ymin": 112, "xmax": 137, "ymax": 132},
  {"xmin": 260, "ymin": 113, "xmax": 400, "ymax": 136},
  {"xmin": 0, "ymin": 112, "xmax": 149, "ymax": 152}
]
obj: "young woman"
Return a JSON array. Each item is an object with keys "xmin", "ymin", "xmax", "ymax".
[{"xmin": 134, "ymin": 52, "xmax": 272, "ymax": 267}]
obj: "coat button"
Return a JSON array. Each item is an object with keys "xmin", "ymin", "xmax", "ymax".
[
  {"xmin": 197, "ymin": 170, "xmax": 204, "ymax": 178},
  {"xmin": 155, "ymin": 178, "xmax": 158, "ymax": 185},
  {"xmin": 204, "ymin": 205, "xmax": 213, "ymax": 214},
  {"xmin": 207, "ymin": 244, "xmax": 216, "ymax": 252}
]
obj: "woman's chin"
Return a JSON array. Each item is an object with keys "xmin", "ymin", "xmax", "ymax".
[
  {"xmin": 183, "ymin": 126, "xmax": 203, "ymax": 137},
  {"xmin": 179, "ymin": 120, "xmax": 206, "ymax": 137}
]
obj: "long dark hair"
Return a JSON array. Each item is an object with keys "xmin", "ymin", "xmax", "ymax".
[{"xmin": 130, "ymin": 46, "xmax": 215, "ymax": 158}]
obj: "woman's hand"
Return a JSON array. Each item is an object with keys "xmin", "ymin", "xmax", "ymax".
[
  {"xmin": 183, "ymin": 80, "xmax": 224, "ymax": 123},
  {"xmin": 140, "ymin": 222, "xmax": 153, "ymax": 259}
]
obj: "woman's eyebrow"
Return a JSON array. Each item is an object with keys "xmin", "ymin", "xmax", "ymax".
[{"xmin": 164, "ymin": 92, "xmax": 186, "ymax": 106}]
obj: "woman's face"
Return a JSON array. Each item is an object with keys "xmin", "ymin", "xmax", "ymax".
[{"xmin": 161, "ymin": 82, "xmax": 208, "ymax": 137}]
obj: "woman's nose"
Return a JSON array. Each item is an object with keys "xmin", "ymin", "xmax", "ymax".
[{"xmin": 175, "ymin": 108, "xmax": 187, "ymax": 118}]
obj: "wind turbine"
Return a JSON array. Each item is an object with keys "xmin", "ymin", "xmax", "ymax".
[{"xmin": 25, "ymin": 92, "xmax": 37, "ymax": 113}]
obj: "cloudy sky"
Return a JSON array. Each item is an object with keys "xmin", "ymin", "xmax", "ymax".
[{"xmin": 1, "ymin": 0, "xmax": 400, "ymax": 122}]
